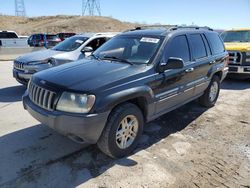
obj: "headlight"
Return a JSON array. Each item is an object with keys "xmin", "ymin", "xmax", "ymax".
[
  {"xmin": 56, "ymin": 92, "xmax": 95, "ymax": 113},
  {"xmin": 246, "ymin": 51, "xmax": 250, "ymax": 56},
  {"xmin": 28, "ymin": 60, "xmax": 49, "ymax": 65}
]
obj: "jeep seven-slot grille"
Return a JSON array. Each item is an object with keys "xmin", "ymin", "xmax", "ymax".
[
  {"xmin": 228, "ymin": 51, "xmax": 242, "ymax": 64},
  {"xmin": 28, "ymin": 82, "xmax": 56, "ymax": 111},
  {"xmin": 14, "ymin": 60, "xmax": 25, "ymax": 70}
]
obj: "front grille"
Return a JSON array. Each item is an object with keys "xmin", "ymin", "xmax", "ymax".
[
  {"xmin": 228, "ymin": 51, "xmax": 242, "ymax": 64},
  {"xmin": 28, "ymin": 81, "xmax": 56, "ymax": 111},
  {"xmin": 14, "ymin": 60, "xmax": 25, "ymax": 70}
]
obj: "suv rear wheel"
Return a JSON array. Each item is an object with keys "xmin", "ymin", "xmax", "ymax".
[
  {"xmin": 97, "ymin": 103, "xmax": 144, "ymax": 158},
  {"xmin": 199, "ymin": 75, "xmax": 220, "ymax": 107}
]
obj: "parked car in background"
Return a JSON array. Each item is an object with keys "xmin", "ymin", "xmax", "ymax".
[
  {"xmin": 23, "ymin": 26, "xmax": 228, "ymax": 158},
  {"xmin": 220, "ymin": 28, "xmax": 250, "ymax": 79},
  {"xmin": 57, "ymin": 33, "xmax": 76, "ymax": 41},
  {"xmin": 13, "ymin": 32, "xmax": 118, "ymax": 85},
  {"xmin": 27, "ymin": 34, "xmax": 61, "ymax": 47},
  {"xmin": 0, "ymin": 30, "xmax": 18, "ymax": 38},
  {"xmin": 214, "ymin": 29, "xmax": 224, "ymax": 34},
  {"xmin": 0, "ymin": 30, "xmax": 28, "ymax": 47}
]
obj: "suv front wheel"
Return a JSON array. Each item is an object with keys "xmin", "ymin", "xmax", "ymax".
[
  {"xmin": 199, "ymin": 75, "xmax": 220, "ymax": 107},
  {"xmin": 97, "ymin": 103, "xmax": 144, "ymax": 158}
]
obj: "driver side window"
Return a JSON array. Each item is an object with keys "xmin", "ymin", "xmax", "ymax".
[
  {"xmin": 164, "ymin": 35, "xmax": 190, "ymax": 63},
  {"xmin": 85, "ymin": 37, "xmax": 108, "ymax": 51}
]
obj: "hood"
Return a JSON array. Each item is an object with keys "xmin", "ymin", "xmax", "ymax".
[
  {"xmin": 34, "ymin": 59, "xmax": 146, "ymax": 92},
  {"xmin": 16, "ymin": 49, "xmax": 64, "ymax": 62},
  {"xmin": 224, "ymin": 42, "xmax": 250, "ymax": 52}
]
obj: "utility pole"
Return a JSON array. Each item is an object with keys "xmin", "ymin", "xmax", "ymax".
[
  {"xmin": 82, "ymin": 0, "xmax": 101, "ymax": 16},
  {"xmin": 15, "ymin": 0, "xmax": 26, "ymax": 17}
]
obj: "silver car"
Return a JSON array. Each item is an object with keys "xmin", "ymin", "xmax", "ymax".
[{"xmin": 13, "ymin": 32, "xmax": 118, "ymax": 85}]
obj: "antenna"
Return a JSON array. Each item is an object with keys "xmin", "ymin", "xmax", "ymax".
[
  {"xmin": 82, "ymin": 0, "xmax": 101, "ymax": 16},
  {"xmin": 15, "ymin": 0, "xmax": 26, "ymax": 17}
]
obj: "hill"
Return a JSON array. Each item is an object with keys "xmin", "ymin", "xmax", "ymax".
[{"xmin": 0, "ymin": 15, "xmax": 136, "ymax": 35}]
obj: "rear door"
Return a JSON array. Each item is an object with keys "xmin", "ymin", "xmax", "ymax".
[
  {"xmin": 186, "ymin": 33, "xmax": 211, "ymax": 96},
  {"xmin": 205, "ymin": 32, "xmax": 227, "ymax": 72}
]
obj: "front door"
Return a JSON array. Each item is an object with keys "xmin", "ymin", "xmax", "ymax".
[{"xmin": 153, "ymin": 35, "xmax": 196, "ymax": 115}]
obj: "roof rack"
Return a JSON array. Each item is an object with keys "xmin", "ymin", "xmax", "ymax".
[
  {"xmin": 168, "ymin": 26, "xmax": 213, "ymax": 31},
  {"xmin": 125, "ymin": 25, "xmax": 177, "ymax": 32}
]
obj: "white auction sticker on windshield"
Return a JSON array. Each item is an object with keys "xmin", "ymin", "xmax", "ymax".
[
  {"xmin": 75, "ymin": 40, "xmax": 84, "ymax": 44},
  {"xmin": 140, "ymin": 37, "xmax": 160, "ymax": 43}
]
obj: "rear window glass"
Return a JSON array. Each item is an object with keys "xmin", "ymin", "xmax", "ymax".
[
  {"xmin": 189, "ymin": 34, "xmax": 207, "ymax": 59},
  {"xmin": 0, "ymin": 32, "xmax": 18, "ymax": 38},
  {"xmin": 206, "ymin": 33, "xmax": 225, "ymax": 55}
]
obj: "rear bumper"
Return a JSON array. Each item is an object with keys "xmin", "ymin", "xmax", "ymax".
[{"xmin": 22, "ymin": 92, "xmax": 110, "ymax": 144}]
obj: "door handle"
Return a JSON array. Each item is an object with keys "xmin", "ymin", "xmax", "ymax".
[
  {"xmin": 185, "ymin": 68, "xmax": 194, "ymax": 73},
  {"xmin": 209, "ymin": 60, "xmax": 216, "ymax": 65}
]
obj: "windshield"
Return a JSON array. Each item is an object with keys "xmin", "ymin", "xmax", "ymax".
[
  {"xmin": 52, "ymin": 36, "xmax": 89, "ymax": 52},
  {"xmin": 46, "ymin": 35, "xmax": 57, "ymax": 39},
  {"xmin": 93, "ymin": 35, "xmax": 163, "ymax": 64},
  {"xmin": 220, "ymin": 31, "xmax": 250, "ymax": 42}
]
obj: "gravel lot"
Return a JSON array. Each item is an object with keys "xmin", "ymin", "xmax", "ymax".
[{"xmin": 0, "ymin": 61, "xmax": 249, "ymax": 188}]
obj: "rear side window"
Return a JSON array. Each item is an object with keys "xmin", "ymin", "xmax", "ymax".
[
  {"xmin": 189, "ymin": 34, "xmax": 207, "ymax": 59},
  {"xmin": 206, "ymin": 33, "xmax": 225, "ymax": 54},
  {"xmin": 165, "ymin": 35, "xmax": 190, "ymax": 62}
]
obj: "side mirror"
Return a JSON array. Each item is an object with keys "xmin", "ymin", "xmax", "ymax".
[
  {"xmin": 81, "ymin": 46, "xmax": 93, "ymax": 53},
  {"xmin": 158, "ymin": 57, "xmax": 184, "ymax": 72}
]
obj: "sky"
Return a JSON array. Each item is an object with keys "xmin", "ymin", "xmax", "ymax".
[{"xmin": 0, "ymin": 0, "xmax": 249, "ymax": 29}]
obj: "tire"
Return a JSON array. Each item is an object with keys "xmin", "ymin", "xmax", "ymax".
[
  {"xmin": 199, "ymin": 75, "xmax": 220, "ymax": 107},
  {"xmin": 97, "ymin": 103, "xmax": 144, "ymax": 158}
]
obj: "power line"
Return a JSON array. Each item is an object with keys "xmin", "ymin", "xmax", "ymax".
[
  {"xmin": 15, "ymin": 0, "xmax": 26, "ymax": 17},
  {"xmin": 82, "ymin": 0, "xmax": 101, "ymax": 16}
]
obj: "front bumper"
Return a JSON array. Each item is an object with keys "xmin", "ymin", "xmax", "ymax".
[
  {"xmin": 13, "ymin": 68, "xmax": 32, "ymax": 85},
  {"xmin": 227, "ymin": 65, "xmax": 250, "ymax": 79},
  {"xmin": 228, "ymin": 65, "xmax": 250, "ymax": 74},
  {"xmin": 22, "ymin": 92, "xmax": 110, "ymax": 144},
  {"xmin": 228, "ymin": 65, "xmax": 250, "ymax": 79},
  {"xmin": 13, "ymin": 64, "xmax": 52, "ymax": 84}
]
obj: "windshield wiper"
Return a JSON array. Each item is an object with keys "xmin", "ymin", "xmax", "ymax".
[{"xmin": 101, "ymin": 56, "xmax": 133, "ymax": 65}]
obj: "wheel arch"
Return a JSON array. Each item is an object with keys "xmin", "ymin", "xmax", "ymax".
[
  {"xmin": 213, "ymin": 71, "xmax": 223, "ymax": 81},
  {"xmin": 97, "ymin": 86, "xmax": 155, "ymax": 121}
]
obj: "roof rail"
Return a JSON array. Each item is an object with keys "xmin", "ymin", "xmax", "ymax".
[
  {"xmin": 94, "ymin": 32, "xmax": 120, "ymax": 36},
  {"xmin": 168, "ymin": 26, "xmax": 213, "ymax": 31}
]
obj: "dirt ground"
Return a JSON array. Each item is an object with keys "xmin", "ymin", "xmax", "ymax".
[{"xmin": 0, "ymin": 61, "xmax": 249, "ymax": 188}]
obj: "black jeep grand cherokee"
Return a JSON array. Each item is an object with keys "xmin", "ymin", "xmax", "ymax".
[{"xmin": 23, "ymin": 26, "xmax": 228, "ymax": 158}]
